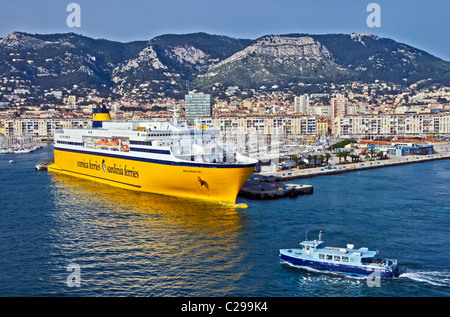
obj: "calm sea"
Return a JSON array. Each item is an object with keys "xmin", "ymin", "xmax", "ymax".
[{"xmin": 0, "ymin": 145, "xmax": 449, "ymax": 298}]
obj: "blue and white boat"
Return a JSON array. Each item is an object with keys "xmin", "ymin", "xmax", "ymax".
[{"xmin": 280, "ymin": 231, "xmax": 399, "ymax": 279}]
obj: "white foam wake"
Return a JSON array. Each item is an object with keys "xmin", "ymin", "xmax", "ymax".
[{"xmin": 399, "ymin": 270, "xmax": 450, "ymax": 287}]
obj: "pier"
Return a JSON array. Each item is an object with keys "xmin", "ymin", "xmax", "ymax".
[
  {"xmin": 257, "ymin": 152, "xmax": 450, "ymax": 182},
  {"xmin": 239, "ymin": 180, "xmax": 313, "ymax": 200}
]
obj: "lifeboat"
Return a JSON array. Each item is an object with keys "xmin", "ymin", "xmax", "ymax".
[
  {"xmin": 97, "ymin": 140, "xmax": 108, "ymax": 145},
  {"xmin": 107, "ymin": 141, "xmax": 119, "ymax": 146}
]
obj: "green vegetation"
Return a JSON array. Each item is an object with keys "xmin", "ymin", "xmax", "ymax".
[{"xmin": 327, "ymin": 139, "xmax": 357, "ymax": 151}]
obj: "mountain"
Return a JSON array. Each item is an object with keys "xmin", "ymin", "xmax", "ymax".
[
  {"xmin": 196, "ymin": 33, "xmax": 450, "ymax": 89},
  {"xmin": 0, "ymin": 32, "xmax": 147, "ymax": 91},
  {"xmin": 195, "ymin": 35, "xmax": 350, "ymax": 88},
  {"xmin": 112, "ymin": 33, "xmax": 251, "ymax": 88},
  {"xmin": 0, "ymin": 31, "xmax": 449, "ymax": 94}
]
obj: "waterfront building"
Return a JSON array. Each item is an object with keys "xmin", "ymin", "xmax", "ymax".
[
  {"xmin": 197, "ymin": 115, "xmax": 317, "ymax": 139},
  {"xmin": 367, "ymin": 143, "xmax": 434, "ymax": 157},
  {"xmin": 333, "ymin": 113, "xmax": 450, "ymax": 138},
  {"xmin": 195, "ymin": 115, "xmax": 317, "ymax": 157},
  {"xmin": 185, "ymin": 92, "xmax": 212, "ymax": 124},
  {"xmin": 0, "ymin": 117, "xmax": 90, "ymax": 139}
]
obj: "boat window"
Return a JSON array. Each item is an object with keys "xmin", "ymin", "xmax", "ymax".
[
  {"xmin": 342, "ymin": 257, "xmax": 349, "ymax": 262},
  {"xmin": 326, "ymin": 255, "xmax": 332, "ymax": 260},
  {"xmin": 319, "ymin": 254, "xmax": 325, "ymax": 259},
  {"xmin": 334, "ymin": 256, "xmax": 341, "ymax": 261}
]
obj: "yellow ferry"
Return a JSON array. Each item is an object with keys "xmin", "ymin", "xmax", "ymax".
[{"xmin": 48, "ymin": 107, "xmax": 257, "ymax": 205}]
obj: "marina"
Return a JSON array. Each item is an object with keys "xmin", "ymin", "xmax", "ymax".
[{"xmin": 0, "ymin": 135, "xmax": 43, "ymax": 154}]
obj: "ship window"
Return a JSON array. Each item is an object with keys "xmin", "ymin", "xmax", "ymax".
[
  {"xmin": 326, "ymin": 255, "xmax": 332, "ymax": 260},
  {"xmin": 342, "ymin": 257, "xmax": 349, "ymax": 262},
  {"xmin": 319, "ymin": 254, "xmax": 325, "ymax": 259},
  {"xmin": 334, "ymin": 256, "xmax": 341, "ymax": 261}
]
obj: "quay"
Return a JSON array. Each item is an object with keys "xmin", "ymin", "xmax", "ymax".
[
  {"xmin": 257, "ymin": 152, "xmax": 450, "ymax": 182},
  {"xmin": 239, "ymin": 179, "xmax": 313, "ymax": 200}
]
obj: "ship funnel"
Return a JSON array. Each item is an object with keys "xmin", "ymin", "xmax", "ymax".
[{"xmin": 92, "ymin": 105, "xmax": 111, "ymax": 128}]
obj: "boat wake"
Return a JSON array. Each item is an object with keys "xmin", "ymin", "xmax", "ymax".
[{"xmin": 399, "ymin": 270, "xmax": 450, "ymax": 287}]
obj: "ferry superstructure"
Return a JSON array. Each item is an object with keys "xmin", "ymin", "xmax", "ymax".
[
  {"xmin": 48, "ymin": 107, "xmax": 258, "ymax": 204},
  {"xmin": 280, "ymin": 231, "xmax": 399, "ymax": 278}
]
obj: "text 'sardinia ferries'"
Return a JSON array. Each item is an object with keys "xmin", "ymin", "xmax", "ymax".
[
  {"xmin": 280, "ymin": 231, "xmax": 399, "ymax": 278},
  {"xmin": 48, "ymin": 106, "xmax": 257, "ymax": 204}
]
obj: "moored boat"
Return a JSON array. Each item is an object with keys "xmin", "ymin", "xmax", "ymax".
[{"xmin": 280, "ymin": 231, "xmax": 399, "ymax": 279}]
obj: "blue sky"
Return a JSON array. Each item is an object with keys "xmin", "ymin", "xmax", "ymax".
[{"xmin": 1, "ymin": 0, "xmax": 449, "ymax": 61}]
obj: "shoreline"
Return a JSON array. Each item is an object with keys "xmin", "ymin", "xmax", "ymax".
[{"xmin": 255, "ymin": 152, "xmax": 450, "ymax": 182}]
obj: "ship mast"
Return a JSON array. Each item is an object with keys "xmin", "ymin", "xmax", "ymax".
[{"xmin": 168, "ymin": 105, "xmax": 180, "ymax": 125}]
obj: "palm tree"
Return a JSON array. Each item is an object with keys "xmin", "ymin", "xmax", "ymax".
[
  {"xmin": 318, "ymin": 154, "xmax": 325, "ymax": 166},
  {"xmin": 335, "ymin": 151, "xmax": 344, "ymax": 164},
  {"xmin": 324, "ymin": 152, "xmax": 331, "ymax": 165},
  {"xmin": 306, "ymin": 154, "xmax": 313, "ymax": 166},
  {"xmin": 341, "ymin": 150, "xmax": 350, "ymax": 163}
]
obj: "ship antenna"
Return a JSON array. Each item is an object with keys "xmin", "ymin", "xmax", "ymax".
[
  {"xmin": 318, "ymin": 230, "xmax": 322, "ymax": 242},
  {"xmin": 305, "ymin": 230, "xmax": 308, "ymax": 241}
]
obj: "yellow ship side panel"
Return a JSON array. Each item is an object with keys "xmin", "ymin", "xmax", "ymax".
[{"xmin": 48, "ymin": 149, "xmax": 255, "ymax": 204}]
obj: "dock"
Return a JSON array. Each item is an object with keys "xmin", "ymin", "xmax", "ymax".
[
  {"xmin": 239, "ymin": 180, "xmax": 313, "ymax": 200},
  {"xmin": 35, "ymin": 160, "xmax": 53, "ymax": 171}
]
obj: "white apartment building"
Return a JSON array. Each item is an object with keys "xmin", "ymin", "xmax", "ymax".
[
  {"xmin": 294, "ymin": 95, "xmax": 310, "ymax": 114},
  {"xmin": 334, "ymin": 113, "xmax": 450, "ymax": 138},
  {"xmin": 197, "ymin": 115, "xmax": 317, "ymax": 138},
  {"xmin": 1, "ymin": 117, "xmax": 91, "ymax": 139},
  {"xmin": 196, "ymin": 115, "xmax": 317, "ymax": 157}
]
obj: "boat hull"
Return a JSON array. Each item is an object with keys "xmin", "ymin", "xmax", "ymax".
[
  {"xmin": 48, "ymin": 148, "xmax": 256, "ymax": 204},
  {"xmin": 280, "ymin": 251, "xmax": 398, "ymax": 279}
]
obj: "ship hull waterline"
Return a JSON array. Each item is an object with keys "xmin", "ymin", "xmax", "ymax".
[{"xmin": 48, "ymin": 148, "xmax": 256, "ymax": 205}]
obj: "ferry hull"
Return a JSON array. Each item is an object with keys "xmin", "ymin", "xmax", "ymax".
[
  {"xmin": 48, "ymin": 148, "xmax": 256, "ymax": 204},
  {"xmin": 280, "ymin": 252, "xmax": 398, "ymax": 279}
]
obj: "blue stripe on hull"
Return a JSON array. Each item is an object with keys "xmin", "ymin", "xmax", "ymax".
[{"xmin": 280, "ymin": 254, "xmax": 396, "ymax": 279}]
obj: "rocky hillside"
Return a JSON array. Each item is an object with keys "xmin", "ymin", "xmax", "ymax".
[{"xmin": 1, "ymin": 31, "xmax": 449, "ymax": 93}]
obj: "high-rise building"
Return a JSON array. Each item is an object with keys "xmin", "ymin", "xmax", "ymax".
[
  {"xmin": 185, "ymin": 92, "xmax": 212, "ymax": 124},
  {"xmin": 294, "ymin": 95, "xmax": 310, "ymax": 114},
  {"xmin": 331, "ymin": 97, "xmax": 348, "ymax": 119}
]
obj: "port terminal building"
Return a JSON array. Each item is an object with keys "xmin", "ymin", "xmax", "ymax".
[{"xmin": 365, "ymin": 141, "xmax": 435, "ymax": 157}]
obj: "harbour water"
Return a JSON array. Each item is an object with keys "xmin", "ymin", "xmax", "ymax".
[{"xmin": 0, "ymin": 145, "xmax": 449, "ymax": 297}]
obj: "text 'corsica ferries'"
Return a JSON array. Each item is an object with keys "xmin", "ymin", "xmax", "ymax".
[
  {"xmin": 48, "ymin": 106, "xmax": 258, "ymax": 204},
  {"xmin": 280, "ymin": 231, "xmax": 399, "ymax": 278}
]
